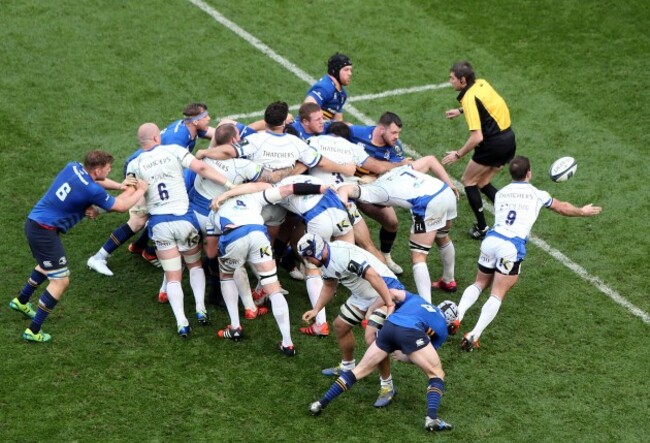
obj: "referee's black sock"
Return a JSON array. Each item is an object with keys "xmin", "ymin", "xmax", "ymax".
[
  {"xmin": 480, "ymin": 183, "xmax": 498, "ymax": 203},
  {"xmin": 379, "ymin": 227, "xmax": 397, "ymax": 254},
  {"xmin": 465, "ymin": 185, "xmax": 488, "ymax": 229}
]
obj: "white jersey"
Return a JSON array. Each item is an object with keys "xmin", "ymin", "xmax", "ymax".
[
  {"xmin": 358, "ymin": 165, "xmax": 447, "ymax": 209},
  {"xmin": 273, "ymin": 175, "xmax": 326, "ymax": 215},
  {"xmin": 193, "ymin": 158, "xmax": 262, "ymax": 200},
  {"xmin": 323, "ymin": 241, "xmax": 401, "ymax": 301},
  {"xmin": 235, "ymin": 131, "xmax": 320, "ymax": 170},
  {"xmin": 126, "ymin": 144, "xmax": 193, "ymax": 216},
  {"xmin": 209, "ymin": 191, "xmax": 269, "ymax": 234},
  {"xmin": 308, "ymin": 134, "xmax": 369, "ymax": 186},
  {"xmin": 492, "ymin": 181, "xmax": 553, "ymax": 239}
]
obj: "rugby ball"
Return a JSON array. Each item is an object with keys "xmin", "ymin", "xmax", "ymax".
[{"xmin": 549, "ymin": 156, "xmax": 577, "ymax": 182}]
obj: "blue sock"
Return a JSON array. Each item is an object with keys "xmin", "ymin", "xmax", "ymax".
[
  {"xmin": 320, "ymin": 371, "xmax": 357, "ymax": 407},
  {"xmin": 18, "ymin": 269, "xmax": 48, "ymax": 304},
  {"xmin": 426, "ymin": 377, "xmax": 445, "ymax": 419},
  {"xmin": 29, "ymin": 290, "xmax": 58, "ymax": 334},
  {"xmin": 102, "ymin": 223, "xmax": 136, "ymax": 255}
]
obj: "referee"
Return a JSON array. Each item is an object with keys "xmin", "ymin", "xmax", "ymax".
[{"xmin": 442, "ymin": 61, "xmax": 516, "ymax": 239}]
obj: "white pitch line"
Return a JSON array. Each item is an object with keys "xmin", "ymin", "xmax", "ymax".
[{"xmin": 189, "ymin": 0, "xmax": 649, "ymax": 324}]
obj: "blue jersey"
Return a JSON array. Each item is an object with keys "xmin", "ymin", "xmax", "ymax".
[
  {"xmin": 161, "ymin": 120, "xmax": 208, "ymax": 191},
  {"xmin": 289, "ymin": 120, "xmax": 332, "ymax": 141},
  {"xmin": 236, "ymin": 122, "xmax": 257, "ymax": 139},
  {"xmin": 28, "ymin": 162, "xmax": 116, "ymax": 233},
  {"xmin": 306, "ymin": 75, "xmax": 347, "ymax": 120},
  {"xmin": 387, "ymin": 292, "xmax": 449, "ymax": 349},
  {"xmin": 349, "ymin": 125, "xmax": 406, "ymax": 163}
]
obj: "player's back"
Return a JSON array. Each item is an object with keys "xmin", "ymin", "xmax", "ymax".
[
  {"xmin": 308, "ymin": 135, "xmax": 368, "ymax": 186},
  {"xmin": 128, "ymin": 144, "xmax": 190, "ymax": 216},
  {"xmin": 361, "ymin": 165, "xmax": 446, "ymax": 209},
  {"xmin": 387, "ymin": 293, "xmax": 448, "ymax": 348},
  {"xmin": 242, "ymin": 131, "xmax": 320, "ymax": 170},
  {"xmin": 493, "ymin": 181, "xmax": 552, "ymax": 239},
  {"xmin": 193, "ymin": 158, "xmax": 261, "ymax": 200},
  {"xmin": 213, "ymin": 192, "xmax": 266, "ymax": 232}
]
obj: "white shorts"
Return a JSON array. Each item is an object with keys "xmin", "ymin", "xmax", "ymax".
[
  {"xmin": 193, "ymin": 209, "xmax": 210, "ymax": 237},
  {"xmin": 307, "ymin": 207, "xmax": 353, "ymax": 240},
  {"xmin": 347, "ymin": 201, "xmax": 362, "ymax": 226},
  {"xmin": 478, "ymin": 235, "xmax": 522, "ymax": 275},
  {"xmin": 261, "ymin": 204, "xmax": 287, "ymax": 227},
  {"xmin": 412, "ymin": 186, "xmax": 457, "ymax": 234},
  {"xmin": 345, "ymin": 292, "xmax": 377, "ymax": 312},
  {"xmin": 218, "ymin": 229, "xmax": 273, "ymax": 274},
  {"xmin": 151, "ymin": 220, "xmax": 201, "ymax": 252}
]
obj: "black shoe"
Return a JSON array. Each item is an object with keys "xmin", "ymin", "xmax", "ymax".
[{"xmin": 468, "ymin": 224, "xmax": 488, "ymax": 240}]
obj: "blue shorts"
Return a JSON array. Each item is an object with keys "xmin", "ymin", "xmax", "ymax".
[
  {"xmin": 375, "ymin": 321, "xmax": 431, "ymax": 355},
  {"xmin": 25, "ymin": 218, "xmax": 68, "ymax": 272}
]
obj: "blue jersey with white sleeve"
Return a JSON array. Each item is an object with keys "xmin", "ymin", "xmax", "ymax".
[
  {"xmin": 236, "ymin": 122, "xmax": 257, "ymax": 139},
  {"xmin": 28, "ymin": 162, "xmax": 115, "ymax": 233},
  {"xmin": 306, "ymin": 75, "xmax": 347, "ymax": 120},
  {"xmin": 387, "ymin": 292, "xmax": 449, "ymax": 349},
  {"xmin": 348, "ymin": 125, "xmax": 406, "ymax": 163}
]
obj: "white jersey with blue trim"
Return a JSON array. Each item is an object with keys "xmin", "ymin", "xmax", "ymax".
[
  {"xmin": 271, "ymin": 175, "xmax": 328, "ymax": 214},
  {"xmin": 210, "ymin": 191, "xmax": 269, "ymax": 234},
  {"xmin": 492, "ymin": 182, "xmax": 553, "ymax": 239},
  {"xmin": 126, "ymin": 144, "xmax": 193, "ymax": 216},
  {"xmin": 193, "ymin": 158, "xmax": 261, "ymax": 201},
  {"xmin": 235, "ymin": 131, "xmax": 320, "ymax": 170},
  {"xmin": 323, "ymin": 241, "xmax": 398, "ymax": 300},
  {"xmin": 308, "ymin": 134, "xmax": 369, "ymax": 186},
  {"xmin": 358, "ymin": 165, "xmax": 446, "ymax": 209}
]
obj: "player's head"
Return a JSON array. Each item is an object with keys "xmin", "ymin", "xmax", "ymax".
[
  {"xmin": 509, "ymin": 155, "xmax": 531, "ymax": 181},
  {"xmin": 437, "ymin": 300, "xmax": 459, "ymax": 327},
  {"xmin": 449, "ymin": 61, "xmax": 475, "ymax": 90},
  {"xmin": 298, "ymin": 102, "xmax": 325, "ymax": 134},
  {"xmin": 84, "ymin": 150, "xmax": 114, "ymax": 180},
  {"xmin": 213, "ymin": 123, "xmax": 239, "ymax": 146},
  {"xmin": 377, "ymin": 111, "xmax": 403, "ymax": 146},
  {"xmin": 297, "ymin": 233, "xmax": 327, "ymax": 266},
  {"xmin": 183, "ymin": 102, "xmax": 211, "ymax": 130},
  {"xmin": 137, "ymin": 122, "xmax": 161, "ymax": 148},
  {"xmin": 264, "ymin": 101, "xmax": 289, "ymax": 129},
  {"xmin": 326, "ymin": 121, "xmax": 351, "ymax": 140},
  {"xmin": 328, "ymin": 53, "xmax": 353, "ymax": 86}
]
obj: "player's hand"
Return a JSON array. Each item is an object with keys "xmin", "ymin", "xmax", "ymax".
[
  {"xmin": 122, "ymin": 174, "xmax": 138, "ymax": 189},
  {"xmin": 445, "ymin": 108, "xmax": 462, "ymax": 119},
  {"xmin": 442, "ymin": 151, "xmax": 461, "ymax": 165},
  {"xmin": 302, "ymin": 310, "xmax": 316, "ymax": 323},
  {"xmin": 85, "ymin": 206, "xmax": 100, "ymax": 220},
  {"xmin": 581, "ymin": 204, "xmax": 603, "ymax": 216},
  {"xmin": 450, "ymin": 185, "xmax": 460, "ymax": 200},
  {"xmin": 136, "ymin": 179, "xmax": 149, "ymax": 191},
  {"xmin": 195, "ymin": 149, "xmax": 207, "ymax": 160},
  {"xmin": 210, "ymin": 195, "xmax": 227, "ymax": 211}
]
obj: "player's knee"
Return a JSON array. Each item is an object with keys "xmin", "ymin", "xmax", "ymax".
[
  {"xmin": 183, "ymin": 249, "xmax": 202, "ymax": 266},
  {"xmin": 339, "ymin": 302, "xmax": 364, "ymax": 327},
  {"xmin": 160, "ymin": 256, "xmax": 183, "ymax": 272},
  {"xmin": 259, "ymin": 270, "xmax": 278, "ymax": 286},
  {"xmin": 435, "ymin": 227, "xmax": 450, "ymax": 241},
  {"xmin": 409, "ymin": 240, "xmax": 431, "ymax": 255}
]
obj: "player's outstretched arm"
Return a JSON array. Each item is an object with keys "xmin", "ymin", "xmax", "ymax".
[
  {"xmin": 550, "ymin": 200, "xmax": 603, "ymax": 217},
  {"xmin": 110, "ymin": 179, "xmax": 148, "ymax": 212}
]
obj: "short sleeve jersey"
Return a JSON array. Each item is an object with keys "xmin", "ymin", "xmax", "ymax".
[
  {"xmin": 348, "ymin": 125, "xmax": 406, "ymax": 163},
  {"xmin": 358, "ymin": 165, "xmax": 446, "ymax": 210},
  {"xmin": 126, "ymin": 144, "xmax": 193, "ymax": 216},
  {"xmin": 193, "ymin": 158, "xmax": 262, "ymax": 201},
  {"xmin": 387, "ymin": 292, "xmax": 449, "ymax": 349},
  {"xmin": 235, "ymin": 131, "xmax": 320, "ymax": 170},
  {"xmin": 306, "ymin": 74, "xmax": 347, "ymax": 120},
  {"xmin": 322, "ymin": 241, "xmax": 401, "ymax": 300},
  {"xmin": 308, "ymin": 134, "xmax": 369, "ymax": 186},
  {"xmin": 28, "ymin": 162, "xmax": 115, "ymax": 233},
  {"xmin": 458, "ymin": 78, "xmax": 511, "ymax": 138},
  {"xmin": 160, "ymin": 119, "xmax": 207, "ymax": 153},
  {"xmin": 492, "ymin": 181, "xmax": 553, "ymax": 239}
]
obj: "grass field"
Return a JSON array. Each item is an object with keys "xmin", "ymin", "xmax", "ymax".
[{"xmin": 1, "ymin": 1, "xmax": 648, "ymax": 442}]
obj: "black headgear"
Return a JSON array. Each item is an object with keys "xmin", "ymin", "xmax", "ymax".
[{"xmin": 327, "ymin": 53, "xmax": 352, "ymax": 82}]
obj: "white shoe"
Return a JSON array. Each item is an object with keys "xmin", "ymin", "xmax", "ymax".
[
  {"xmin": 289, "ymin": 266, "xmax": 305, "ymax": 281},
  {"xmin": 383, "ymin": 254, "xmax": 403, "ymax": 275},
  {"xmin": 87, "ymin": 256, "xmax": 113, "ymax": 276}
]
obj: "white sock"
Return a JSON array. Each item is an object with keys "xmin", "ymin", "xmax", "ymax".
[
  {"xmin": 220, "ymin": 278, "xmax": 241, "ymax": 329},
  {"xmin": 470, "ymin": 295, "xmax": 502, "ymax": 340},
  {"xmin": 341, "ymin": 359, "xmax": 356, "ymax": 370},
  {"xmin": 166, "ymin": 280, "xmax": 188, "ymax": 327},
  {"xmin": 234, "ymin": 267, "xmax": 255, "ymax": 310},
  {"xmin": 438, "ymin": 241, "xmax": 455, "ymax": 283},
  {"xmin": 95, "ymin": 248, "xmax": 110, "ymax": 260},
  {"xmin": 268, "ymin": 292, "xmax": 292, "ymax": 347},
  {"xmin": 457, "ymin": 283, "xmax": 482, "ymax": 322},
  {"xmin": 412, "ymin": 262, "xmax": 431, "ymax": 303},
  {"xmin": 380, "ymin": 375, "xmax": 393, "ymax": 388},
  {"xmin": 189, "ymin": 266, "xmax": 206, "ymax": 312},
  {"xmin": 305, "ymin": 275, "xmax": 326, "ymax": 325}
]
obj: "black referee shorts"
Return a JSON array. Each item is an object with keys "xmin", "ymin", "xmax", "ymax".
[{"xmin": 472, "ymin": 128, "xmax": 516, "ymax": 167}]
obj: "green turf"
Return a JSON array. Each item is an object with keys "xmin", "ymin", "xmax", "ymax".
[{"xmin": 0, "ymin": 1, "xmax": 648, "ymax": 441}]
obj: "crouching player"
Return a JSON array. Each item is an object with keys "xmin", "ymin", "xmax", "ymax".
[{"xmin": 309, "ymin": 289, "xmax": 459, "ymax": 433}]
